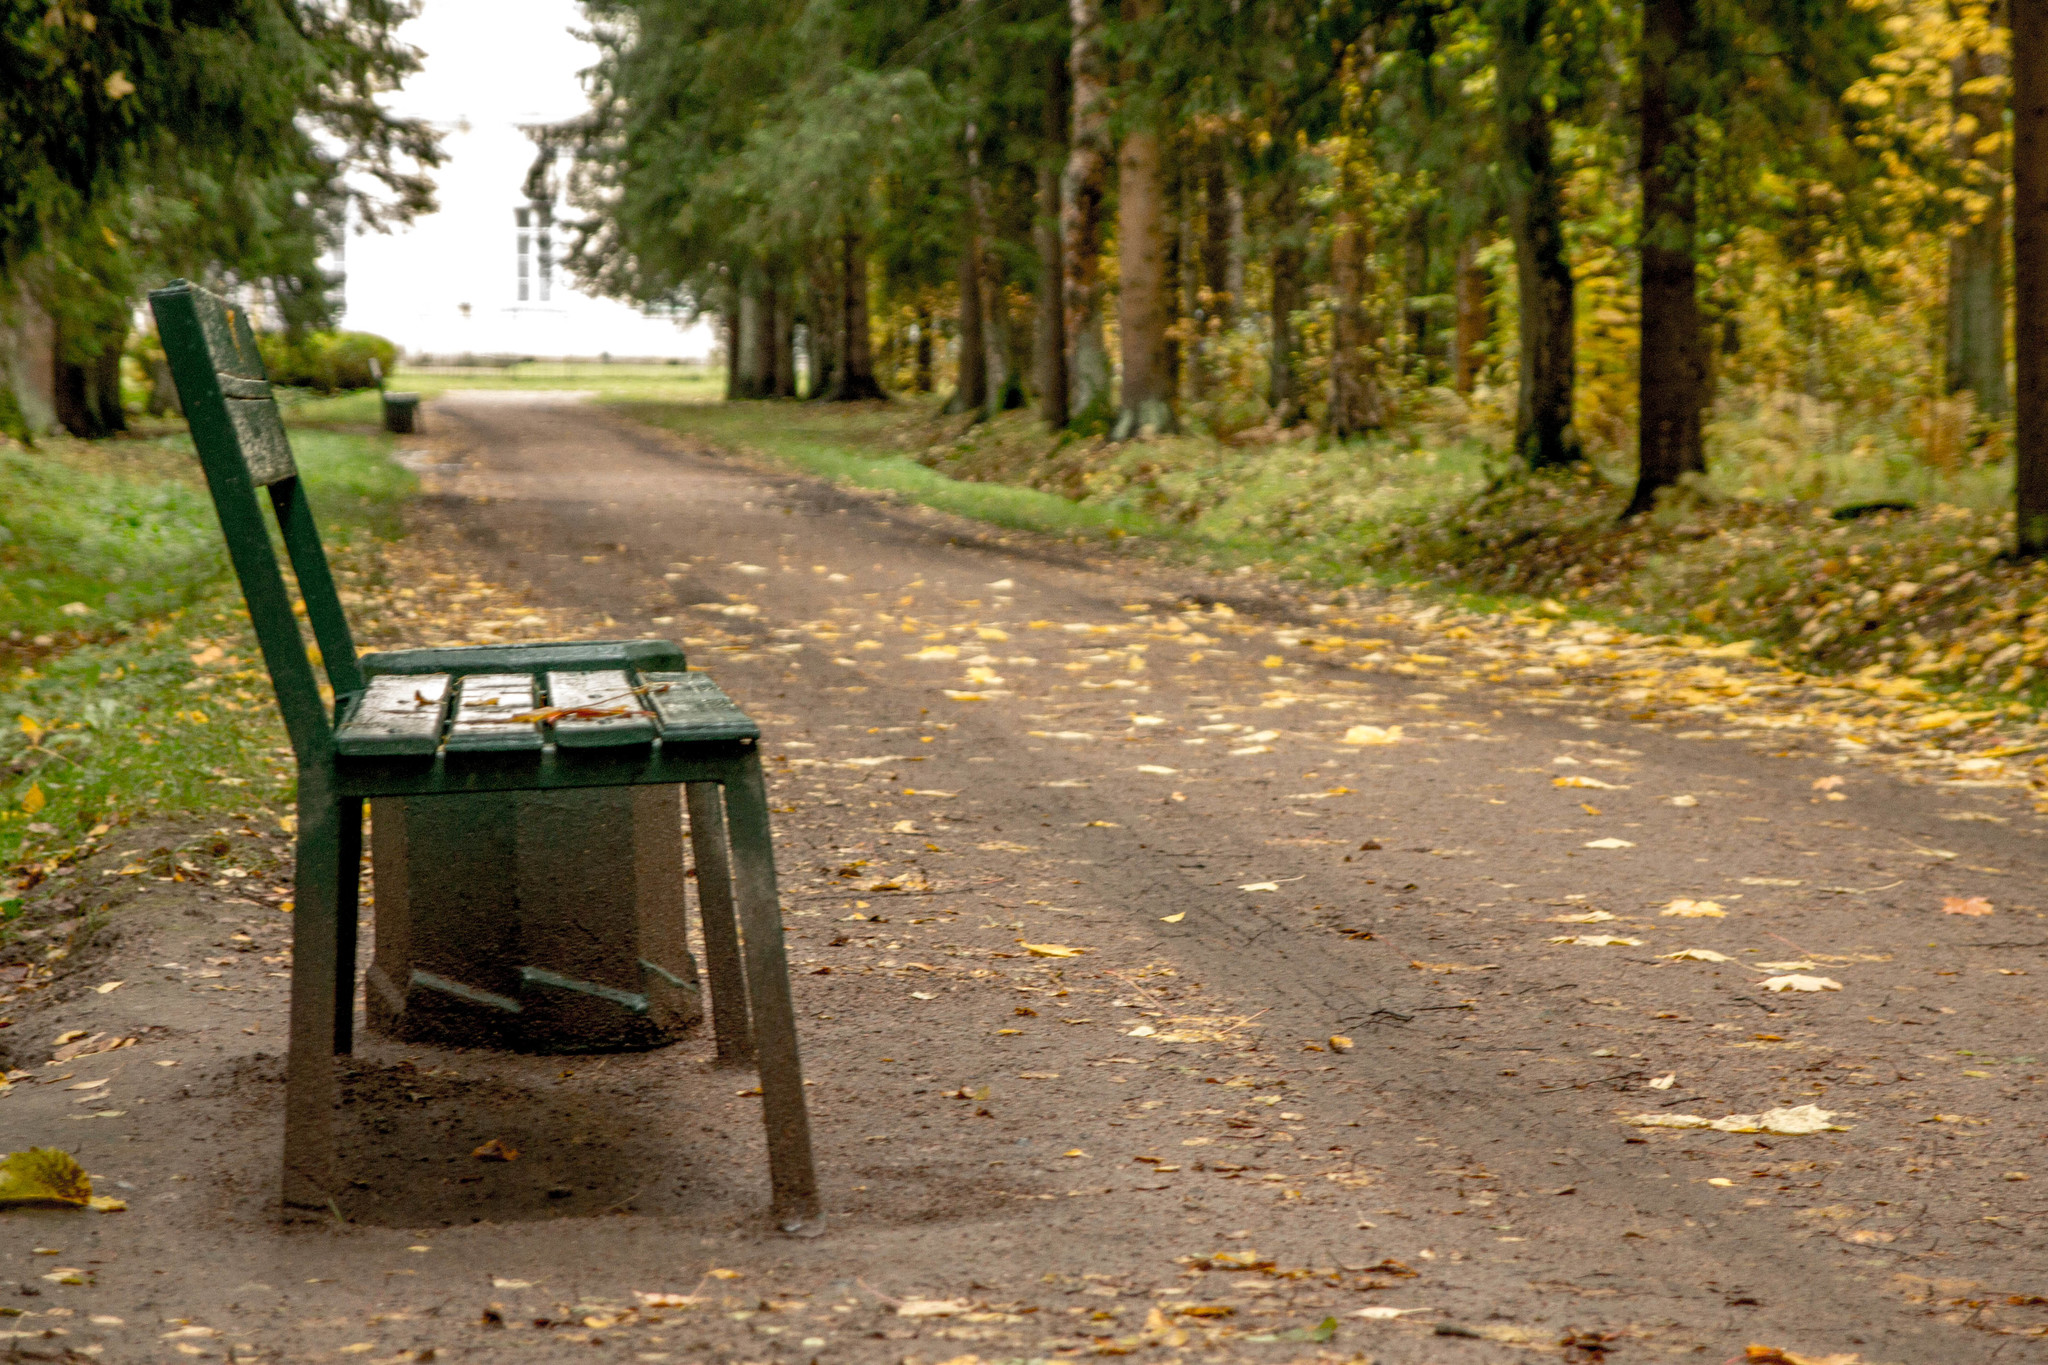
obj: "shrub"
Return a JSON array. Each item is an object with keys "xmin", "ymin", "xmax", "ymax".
[{"xmin": 256, "ymin": 330, "xmax": 398, "ymax": 393}]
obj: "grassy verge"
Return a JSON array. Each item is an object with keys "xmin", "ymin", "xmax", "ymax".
[
  {"xmin": 617, "ymin": 395, "xmax": 2048, "ymax": 715},
  {"xmin": 623, "ymin": 401, "xmax": 1165, "ymax": 542},
  {"xmin": 0, "ymin": 418, "xmax": 414, "ymax": 903},
  {"xmin": 275, "ymin": 361, "xmax": 724, "ymax": 414}
]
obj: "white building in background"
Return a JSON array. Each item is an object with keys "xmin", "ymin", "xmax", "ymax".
[{"xmin": 336, "ymin": 0, "xmax": 714, "ymax": 362}]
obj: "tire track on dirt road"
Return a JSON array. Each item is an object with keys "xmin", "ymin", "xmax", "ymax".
[{"xmin": 393, "ymin": 394, "xmax": 2042, "ymax": 1360}]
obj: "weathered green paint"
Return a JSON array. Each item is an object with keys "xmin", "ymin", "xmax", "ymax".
[
  {"xmin": 548, "ymin": 669, "xmax": 659, "ymax": 748},
  {"xmin": 335, "ymin": 675, "xmax": 450, "ymax": 758},
  {"xmin": 642, "ymin": 671, "xmax": 760, "ymax": 743},
  {"xmin": 443, "ymin": 673, "xmax": 545, "ymax": 752},
  {"xmin": 150, "ymin": 281, "xmax": 332, "ymax": 765},
  {"xmin": 152, "ymin": 276, "xmax": 818, "ymax": 1231},
  {"xmin": 362, "ymin": 639, "xmax": 686, "ymax": 677}
]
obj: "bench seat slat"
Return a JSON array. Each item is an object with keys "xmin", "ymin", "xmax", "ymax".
[
  {"xmin": 335, "ymin": 674, "xmax": 451, "ymax": 758},
  {"xmin": 547, "ymin": 670, "xmax": 658, "ymax": 748},
  {"xmin": 640, "ymin": 671, "xmax": 759, "ymax": 744},
  {"xmin": 444, "ymin": 673, "xmax": 544, "ymax": 752}
]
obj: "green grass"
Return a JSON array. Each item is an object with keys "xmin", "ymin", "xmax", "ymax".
[
  {"xmin": 391, "ymin": 360, "xmax": 722, "ymax": 404},
  {"xmin": 272, "ymin": 363, "xmax": 723, "ymax": 428},
  {"xmin": 622, "ymin": 400, "xmax": 1166, "ymax": 542},
  {"xmin": 0, "ymin": 419, "xmax": 414, "ymax": 891},
  {"xmin": 612, "ymin": 395, "xmax": 2048, "ymax": 714}
]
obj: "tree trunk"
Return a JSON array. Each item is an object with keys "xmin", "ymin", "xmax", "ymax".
[
  {"xmin": 2016, "ymin": 0, "xmax": 2048, "ymax": 553},
  {"xmin": 1036, "ymin": 160, "xmax": 1069, "ymax": 425},
  {"xmin": 965, "ymin": 138, "xmax": 1023, "ymax": 416},
  {"xmin": 807, "ymin": 263, "xmax": 839, "ymax": 400},
  {"xmin": 52, "ymin": 316, "xmax": 124, "ymax": 439},
  {"xmin": 1036, "ymin": 42, "xmax": 1071, "ymax": 427},
  {"xmin": 1165, "ymin": 165, "xmax": 1185, "ymax": 399},
  {"xmin": 91, "ymin": 332, "xmax": 124, "ymax": 434},
  {"xmin": 1327, "ymin": 203, "xmax": 1386, "ymax": 437},
  {"xmin": 1948, "ymin": 36, "xmax": 2010, "ymax": 416},
  {"xmin": 985, "ymin": 251, "xmax": 1026, "ymax": 412},
  {"xmin": 951, "ymin": 234, "xmax": 989, "ymax": 415},
  {"xmin": 1454, "ymin": 234, "xmax": 1491, "ymax": 393},
  {"xmin": 1113, "ymin": 6, "xmax": 1176, "ymax": 441},
  {"xmin": 146, "ymin": 355, "xmax": 181, "ymax": 416},
  {"xmin": 750, "ymin": 274, "xmax": 778, "ymax": 399},
  {"xmin": 915, "ymin": 300, "xmax": 935, "ymax": 393},
  {"xmin": 722, "ymin": 302, "xmax": 739, "ymax": 400},
  {"xmin": 1202, "ymin": 149, "xmax": 1234, "ymax": 327},
  {"xmin": 1493, "ymin": 0, "xmax": 1582, "ymax": 467},
  {"xmin": 828, "ymin": 231, "xmax": 885, "ymax": 401},
  {"xmin": 734, "ymin": 277, "xmax": 769, "ymax": 399},
  {"xmin": 1266, "ymin": 172, "xmax": 1307, "ymax": 427},
  {"xmin": 1403, "ymin": 206, "xmax": 1432, "ymax": 382},
  {"xmin": 1225, "ymin": 180, "xmax": 1247, "ymax": 323},
  {"xmin": 772, "ymin": 275, "xmax": 796, "ymax": 397},
  {"xmin": 1061, "ymin": 0, "xmax": 1111, "ymax": 420},
  {"xmin": 1627, "ymin": 0, "xmax": 1709, "ymax": 517}
]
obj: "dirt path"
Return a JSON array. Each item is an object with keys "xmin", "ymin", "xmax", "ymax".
[{"xmin": 5, "ymin": 391, "xmax": 2047, "ymax": 1364}]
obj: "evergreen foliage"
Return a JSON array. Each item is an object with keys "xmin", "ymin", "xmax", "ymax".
[{"xmin": 563, "ymin": 0, "xmax": 2048, "ymax": 548}]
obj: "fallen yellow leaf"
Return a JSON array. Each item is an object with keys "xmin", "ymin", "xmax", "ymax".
[
  {"xmin": 1662, "ymin": 899, "xmax": 1725, "ymax": 917},
  {"xmin": 0, "ymin": 1148, "xmax": 92, "ymax": 1208},
  {"xmin": 1340, "ymin": 724, "xmax": 1402, "ymax": 745},
  {"xmin": 1019, "ymin": 941, "xmax": 1086, "ymax": 958}
]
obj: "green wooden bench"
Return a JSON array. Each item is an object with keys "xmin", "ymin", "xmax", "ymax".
[{"xmin": 148, "ymin": 279, "xmax": 821, "ymax": 1234}]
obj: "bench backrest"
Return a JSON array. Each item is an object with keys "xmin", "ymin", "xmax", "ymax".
[{"xmin": 149, "ymin": 279, "xmax": 366, "ymax": 762}]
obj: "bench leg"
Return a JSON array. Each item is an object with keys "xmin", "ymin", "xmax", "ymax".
[
  {"xmin": 721, "ymin": 756, "xmax": 823, "ymax": 1236},
  {"xmin": 334, "ymin": 797, "xmax": 362, "ymax": 1055},
  {"xmin": 686, "ymin": 782, "xmax": 753, "ymax": 1066},
  {"xmin": 282, "ymin": 783, "xmax": 343, "ymax": 1212}
]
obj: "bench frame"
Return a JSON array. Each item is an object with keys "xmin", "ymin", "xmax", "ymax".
[{"xmin": 150, "ymin": 279, "xmax": 821, "ymax": 1234}]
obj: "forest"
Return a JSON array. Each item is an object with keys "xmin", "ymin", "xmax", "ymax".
[
  {"xmin": 0, "ymin": 0, "xmax": 440, "ymax": 443},
  {"xmin": 564, "ymin": 0, "xmax": 2048, "ymax": 547}
]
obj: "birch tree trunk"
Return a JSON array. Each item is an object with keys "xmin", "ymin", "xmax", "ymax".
[
  {"xmin": 1061, "ymin": 0, "xmax": 1111, "ymax": 421},
  {"xmin": 1948, "ymin": 35, "xmax": 2010, "ymax": 416}
]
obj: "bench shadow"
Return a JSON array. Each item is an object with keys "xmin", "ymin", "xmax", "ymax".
[{"xmin": 329, "ymin": 1055, "xmax": 739, "ymax": 1228}]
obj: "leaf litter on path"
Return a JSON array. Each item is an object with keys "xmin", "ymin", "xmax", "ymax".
[
  {"xmin": 1623, "ymin": 1104, "xmax": 1849, "ymax": 1134},
  {"xmin": 1663, "ymin": 899, "xmax": 1726, "ymax": 917},
  {"xmin": 1761, "ymin": 974, "xmax": 1843, "ymax": 992}
]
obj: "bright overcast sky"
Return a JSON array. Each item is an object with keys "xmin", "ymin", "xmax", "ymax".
[{"xmin": 340, "ymin": 0, "xmax": 714, "ymax": 360}]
